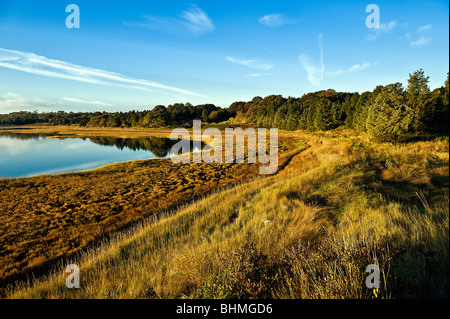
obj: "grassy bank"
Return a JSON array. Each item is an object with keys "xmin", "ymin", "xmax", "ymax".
[
  {"xmin": 0, "ymin": 126, "xmax": 300, "ymax": 289},
  {"xmin": 4, "ymin": 130, "xmax": 448, "ymax": 299}
]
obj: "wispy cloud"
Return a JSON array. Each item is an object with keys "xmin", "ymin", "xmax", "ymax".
[
  {"xmin": 404, "ymin": 24, "xmax": 432, "ymax": 47},
  {"xmin": 246, "ymin": 73, "xmax": 272, "ymax": 77},
  {"xmin": 328, "ymin": 61, "xmax": 376, "ymax": 76},
  {"xmin": 380, "ymin": 21, "xmax": 398, "ymax": 32},
  {"xmin": 299, "ymin": 33, "xmax": 325, "ymax": 86},
  {"xmin": 61, "ymin": 97, "xmax": 113, "ymax": 107},
  {"xmin": 366, "ymin": 20, "xmax": 397, "ymax": 40},
  {"xmin": 0, "ymin": 48, "xmax": 202, "ymax": 97},
  {"xmin": 258, "ymin": 13, "xmax": 299, "ymax": 27},
  {"xmin": 127, "ymin": 5, "xmax": 214, "ymax": 36},
  {"xmin": 0, "ymin": 92, "xmax": 54, "ymax": 111},
  {"xmin": 418, "ymin": 24, "xmax": 432, "ymax": 32},
  {"xmin": 181, "ymin": 5, "xmax": 215, "ymax": 35},
  {"xmin": 0, "ymin": 92, "xmax": 32, "ymax": 109},
  {"xmin": 410, "ymin": 35, "xmax": 432, "ymax": 47},
  {"xmin": 225, "ymin": 56, "xmax": 273, "ymax": 71},
  {"xmin": 406, "ymin": 24, "xmax": 432, "ymax": 47}
]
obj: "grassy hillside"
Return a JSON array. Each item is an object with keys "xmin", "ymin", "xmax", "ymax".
[{"xmin": 5, "ymin": 130, "xmax": 448, "ymax": 299}]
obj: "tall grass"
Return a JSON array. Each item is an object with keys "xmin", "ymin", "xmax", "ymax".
[{"xmin": 6, "ymin": 132, "xmax": 449, "ymax": 299}]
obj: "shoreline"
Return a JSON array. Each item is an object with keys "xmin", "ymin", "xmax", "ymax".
[
  {"xmin": 0, "ymin": 124, "xmax": 285, "ymax": 179},
  {"xmin": 0, "ymin": 125, "xmax": 176, "ymax": 139},
  {"xmin": 0, "ymin": 125, "xmax": 208, "ymax": 180}
]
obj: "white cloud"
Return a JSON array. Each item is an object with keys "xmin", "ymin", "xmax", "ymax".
[
  {"xmin": 130, "ymin": 16, "xmax": 179, "ymax": 34},
  {"xmin": 418, "ymin": 24, "xmax": 432, "ymax": 32},
  {"xmin": 0, "ymin": 48, "xmax": 202, "ymax": 97},
  {"xmin": 380, "ymin": 21, "xmax": 398, "ymax": 32},
  {"xmin": 406, "ymin": 24, "xmax": 432, "ymax": 47},
  {"xmin": 0, "ymin": 92, "xmax": 54, "ymax": 111},
  {"xmin": 410, "ymin": 35, "xmax": 432, "ymax": 47},
  {"xmin": 129, "ymin": 5, "xmax": 214, "ymax": 36},
  {"xmin": 225, "ymin": 56, "xmax": 273, "ymax": 71},
  {"xmin": 366, "ymin": 20, "xmax": 397, "ymax": 40},
  {"xmin": 246, "ymin": 73, "xmax": 272, "ymax": 77},
  {"xmin": 61, "ymin": 97, "xmax": 113, "ymax": 107},
  {"xmin": 328, "ymin": 61, "xmax": 376, "ymax": 76},
  {"xmin": 181, "ymin": 5, "xmax": 215, "ymax": 35},
  {"xmin": 0, "ymin": 92, "xmax": 31, "ymax": 109},
  {"xmin": 299, "ymin": 33, "xmax": 325, "ymax": 86},
  {"xmin": 258, "ymin": 13, "xmax": 299, "ymax": 27}
]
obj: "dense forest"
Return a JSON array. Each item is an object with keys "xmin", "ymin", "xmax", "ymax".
[{"xmin": 1, "ymin": 70, "xmax": 448, "ymax": 142}]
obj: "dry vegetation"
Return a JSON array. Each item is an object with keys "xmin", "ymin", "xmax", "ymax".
[
  {"xmin": 0, "ymin": 126, "xmax": 301, "ymax": 288},
  {"xmin": 1, "ymin": 127, "xmax": 448, "ymax": 299}
]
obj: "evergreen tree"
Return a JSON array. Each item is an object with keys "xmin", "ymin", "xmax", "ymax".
[
  {"xmin": 406, "ymin": 69, "xmax": 433, "ymax": 134},
  {"xmin": 353, "ymin": 92, "xmax": 371, "ymax": 131},
  {"xmin": 313, "ymin": 99, "xmax": 333, "ymax": 131},
  {"xmin": 366, "ymin": 83, "xmax": 414, "ymax": 142}
]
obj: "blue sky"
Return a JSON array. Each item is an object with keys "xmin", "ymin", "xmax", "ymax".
[{"xmin": 0, "ymin": 0, "xmax": 448, "ymax": 113}]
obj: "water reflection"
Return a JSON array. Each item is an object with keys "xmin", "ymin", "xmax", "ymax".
[
  {"xmin": 0, "ymin": 132, "xmax": 196, "ymax": 178},
  {"xmin": 88, "ymin": 136, "xmax": 181, "ymax": 158}
]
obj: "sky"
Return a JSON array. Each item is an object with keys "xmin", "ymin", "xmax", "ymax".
[{"xmin": 0, "ymin": 0, "xmax": 448, "ymax": 113}]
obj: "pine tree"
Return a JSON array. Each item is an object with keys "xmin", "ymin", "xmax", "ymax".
[
  {"xmin": 313, "ymin": 99, "xmax": 333, "ymax": 131},
  {"xmin": 367, "ymin": 83, "xmax": 414, "ymax": 142},
  {"xmin": 353, "ymin": 92, "xmax": 371, "ymax": 131},
  {"xmin": 406, "ymin": 69, "xmax": 433, "ymax": 134}
]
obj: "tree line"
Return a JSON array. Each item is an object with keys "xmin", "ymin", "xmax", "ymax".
[
  {"xmin": 232, "ymin": 70, "xmax": 448, "ymax": 142},
  {"xmin": 0, "ymin": 103, "xmax": 231, "ymax": 128},
  {"xmin": 1, "ymin": 69, "xmax": 448, "ymax": 142}
]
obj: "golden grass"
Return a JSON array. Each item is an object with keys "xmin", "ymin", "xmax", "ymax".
[
  {"xmin": 2, "ymin": 130, "xmax": 449, "ymax": 299},
  {"xmin": 0, "ymin": 127, "xmax": 300, "ymax": 288},
  {"xmin": 0, "ymin": 125, "xmax": 175, "ymax": 139}
]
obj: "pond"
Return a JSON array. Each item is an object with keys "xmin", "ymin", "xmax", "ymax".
[{"xmin": 0, "ymin": 132, "xmax": 194, "ymax": 178}]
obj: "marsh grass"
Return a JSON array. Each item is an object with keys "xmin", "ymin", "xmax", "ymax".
[
  {"xmin": 3, "ymin": 131, "xmax": 449, "ymax": 299},
  {"xmin": 0, "ymin": 129, "xmax": 299, "ymax": 289}
]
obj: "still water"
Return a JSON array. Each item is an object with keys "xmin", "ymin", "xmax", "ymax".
[{"xmin": 0, "ymin": 132, "xmax": 190, "ymax": 178}]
